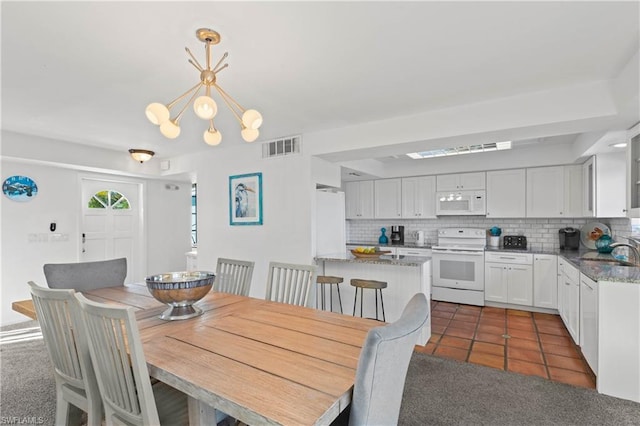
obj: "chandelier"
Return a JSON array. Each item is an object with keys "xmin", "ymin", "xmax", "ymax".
[{"xmin": 145, "ymin": 28, "xmax": 263, "ymax": 145}]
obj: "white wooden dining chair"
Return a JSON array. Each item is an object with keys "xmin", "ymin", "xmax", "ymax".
[
  {"xmin": 265, "ymin": 261, "xmax": 316, "ymax": 306},
  {"xmin": 43, "ymin": 257, "xmax": 127, "ymax": 291},
  {"xmin": 215, "ymin": 257, "xmax": 255, "ymax": 296},
  {"xmin": 74, "ymin": 293, "xmax": 189, "ymax": 426},
  {"xmin": 27, "ymin": 281, "xmax": 102, "ymax": 426},
  {"xmin": 348, "ymin": 293, "xmax": 429, "ymax": 426}
]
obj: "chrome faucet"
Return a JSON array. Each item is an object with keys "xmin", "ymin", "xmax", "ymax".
[{"xmin": 609, "ymin": 242, "xmax": 640, "ymax": 266}]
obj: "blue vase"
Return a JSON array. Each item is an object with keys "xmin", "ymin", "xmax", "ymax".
[
  {"xmin": 379, "ymin": 228, "xmax": 388, "ymax": 244},
  {"xmin": 596, "ymin": 234, "xmax": 613, "ymax": 253}
]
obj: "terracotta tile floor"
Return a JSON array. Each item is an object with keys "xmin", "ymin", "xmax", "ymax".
[{"xmin": 414, "ymin": 301, "xmax": 596, "ymax": 389}]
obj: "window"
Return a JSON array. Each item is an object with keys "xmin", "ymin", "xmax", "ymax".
[
  {"xmin": 87, "ymin": 190, "xmax": 130, "ymax": 209},
  {"xmin": 191, "ymin": 183, "xmax": 197, "ymax": 247}
]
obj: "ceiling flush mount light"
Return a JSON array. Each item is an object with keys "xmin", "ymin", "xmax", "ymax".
[
  {"xmin": 145, "ymin": 28, "xmax": 263, "ymax": 145},
  {"xmin": 610, "ymin": 142, "xmax": 628, "ymax": 148},
  {"xmin": 129, "ymin": 149, "xmax": 155, "ymax": 163}
]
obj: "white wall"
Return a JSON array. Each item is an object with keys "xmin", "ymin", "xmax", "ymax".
[
  {"xmin": 184, "ymin": 143, "xmax": 314, "ymax": 301},
  {"xmin": 0, "ymin": 158, "xmax": 191, "ymax": 326},
  {"xmin": 146, "ymin": 180, "xmax": 192, "ymax": 275},
  {"xmin": 1, "ymin": 162, "xmax": 78, "ymax": 325}
]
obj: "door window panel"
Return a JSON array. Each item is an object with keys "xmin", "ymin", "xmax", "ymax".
[{"xmin": 88, "ymin": 190, "xmax": 131, "ymax": 210}]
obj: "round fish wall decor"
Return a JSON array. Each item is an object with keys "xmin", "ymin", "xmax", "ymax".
[{"xmin": 2, "ymin": 175, "xmax": 38, "ymax": 202}]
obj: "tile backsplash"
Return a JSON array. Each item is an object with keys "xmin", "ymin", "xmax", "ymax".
[{"xmin": 347, "ymin": 217, "xmax": 631, "ymax": 250}]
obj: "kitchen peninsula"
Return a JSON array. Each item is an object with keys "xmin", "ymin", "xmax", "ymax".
[{"xmin": 314, "ymin": 253, "xmax": 431, "ymax": 344}]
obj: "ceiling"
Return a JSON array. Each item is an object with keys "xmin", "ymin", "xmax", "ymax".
[{"xmin": 2, "ymin": 2, "xmax": 639, "ymax": 164}]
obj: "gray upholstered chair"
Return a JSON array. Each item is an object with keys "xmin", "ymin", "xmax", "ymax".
[
  {"xmin": 349, "ymin": 293, "xmax": 429, "ymax": 426},
  {"xmin": 74, "ymin": 293, "xmax": 189, "ymax": 426},
  {"xmin": 265, "ymin": 261, "xmax": 316, "ymax": 306},
  {"xmin": 43, "ymin": 257, "xmax": 127, "ymax": 290},
  {"xmin": 28, "ymin": 281, "xmax": 102, "ymax": 426},
  {"xmin": 215, "ymin": 257, "xmax": 255, "ymax": 296}
]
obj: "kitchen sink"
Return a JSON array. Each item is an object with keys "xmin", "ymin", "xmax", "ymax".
[{"xmin": 577, "ymin": 256, "xmax": 636, "ymax": 267}]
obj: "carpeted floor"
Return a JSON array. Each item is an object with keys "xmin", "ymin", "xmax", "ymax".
[
  {"xmin": 0, "ymin": 321, "xmax": 56, "ymax": 424},
  {"xmin": 400, "ymin": 353, "xmax": 640, "ymax": 425},
  {"xmin": 2, "ymin": 321, "xmax": 639, "ymax": 425}
]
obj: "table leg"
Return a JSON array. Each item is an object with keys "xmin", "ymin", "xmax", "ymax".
[{"xmin": 188, "ymin": 396, "xmax": 220, "ymax": 425}]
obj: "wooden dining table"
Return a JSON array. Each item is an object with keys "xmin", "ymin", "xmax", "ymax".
[{"xmin": 13, "ymin": 284, "xmax": 383, "ymax": 425}]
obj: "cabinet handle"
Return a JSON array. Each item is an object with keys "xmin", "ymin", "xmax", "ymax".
[{"xmin": 499, "ymin": 256, "xmax": 517, "ymax": 260}]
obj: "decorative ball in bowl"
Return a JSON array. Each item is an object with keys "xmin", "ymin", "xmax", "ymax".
[{"xmin": 145, "ymin": 271, "xmax": 215, "ymax": 320}]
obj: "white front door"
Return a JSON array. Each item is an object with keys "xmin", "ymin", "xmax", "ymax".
[{"xmin": 80, "ymin": 178, "xmax": 143, "ymax": 283}]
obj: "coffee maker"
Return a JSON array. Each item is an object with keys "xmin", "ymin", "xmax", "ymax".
[
  {"xmin": 391, "ymin": 226, "xmax": 405, "ymax": 245},
  {"xmin": 559, "ymin": 227, "xmax": 580, "ymax": 250}
]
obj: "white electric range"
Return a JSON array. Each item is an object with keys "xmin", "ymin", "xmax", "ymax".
[{"xmin": 431, "ymin": 228, "xmax": 486, "ymax": 306}]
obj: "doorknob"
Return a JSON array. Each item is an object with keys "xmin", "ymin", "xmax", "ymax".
[{"xmin": 82, "ymin": 233, "xmax": 86, "ymax": 253}]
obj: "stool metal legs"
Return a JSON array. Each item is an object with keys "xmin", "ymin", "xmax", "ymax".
[
  {"xmin": 352, "ymin": 287, "xmax": 386, "ymax": 321},
  {"xmin": 317, "ymin": 283, "xmax": 343, "ymax": 314}
]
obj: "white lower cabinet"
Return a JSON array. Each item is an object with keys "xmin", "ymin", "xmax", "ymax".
[
  {"xmin": 558, "ymin": 259, "xmax": 580, "ymax": 344},
  {"xmin": 533, "ymin": 254, "xmax": 558, "ymax": 309},
  {"xmin": 485, "ymin": 252, "xmax": 533, "ymax": 306},
  {"xmin": 579, "ymin": 273, "xmax": 598, "ymax": 374}
]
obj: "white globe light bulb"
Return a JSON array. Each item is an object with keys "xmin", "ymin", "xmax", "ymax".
[
  {"xmin": 203, "ymin": 128, "xmax": 222, "ymax": 146},
  {"xmin": 193, "ymin": 96, "xmax": 218, "ymax": 120},
  {"xmin": 242, "ymin": 109, "xmax": 263, "ymax": 130},
  {"xmin": 241, "ymin": 127, "xmax": 259, "ymax": 143},
  {"xmin": 160, "ymin": 120, "xmax": 181, "ymax": 139},
  {"xmin": 145, "ymin": 103, "xmax": 170, "ymax": 125}
]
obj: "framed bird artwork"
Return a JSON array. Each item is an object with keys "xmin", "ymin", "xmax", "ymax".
[{"xmin": 229, "ymin": 172, "xmax": 263, "ymax": 226}]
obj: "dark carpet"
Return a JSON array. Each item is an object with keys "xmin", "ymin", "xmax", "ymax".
[
  {"xmin": 2, "ymin": 321, "xmax": 639, "ymax": 425},
  {"xmin": 399, "ymin": 352, "xmax": 640, "ymax": 425}
]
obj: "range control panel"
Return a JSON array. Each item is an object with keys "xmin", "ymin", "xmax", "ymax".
[{"xmin": 503, "ymin": 235, "xmax": 527, "ymax": 249}]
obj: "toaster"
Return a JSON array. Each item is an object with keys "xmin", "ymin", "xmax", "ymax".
[{"xmin": 503, "ymin": 235, "xmax": 527, "ymax": 249}]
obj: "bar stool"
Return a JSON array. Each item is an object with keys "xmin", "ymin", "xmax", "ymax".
[
  {"xmin": 350, "ymin": 278, "xmax": 387, "ymax": 321},
  {"xmin": 316, "ymin": 275, "xmax": 344, "ymax": 314}
]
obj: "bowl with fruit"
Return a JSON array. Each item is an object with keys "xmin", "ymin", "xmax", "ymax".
[{"xmin": 350, "ymin": 246, "xmax": 392, "ymax": 259}]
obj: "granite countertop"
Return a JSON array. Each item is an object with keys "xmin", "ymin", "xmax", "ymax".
[
  {"xmin": 315, "ymin": 252, "xmax": 430, "ymax": 267},
  {"xmin": 488, "ymin": 246, "xmax": 640, "ymax": 283},
  {"xmin": 346, "ymin": 242, "xmax": 640, "ymax": 283}
]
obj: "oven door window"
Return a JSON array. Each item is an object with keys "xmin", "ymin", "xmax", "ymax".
[
  {"xmin": 433, "ymin": 252, "xmax": 485, "ymax": 291},
  {"xmin": 440, "ymin": 259, "xmax": 475, "ymax": 282}
]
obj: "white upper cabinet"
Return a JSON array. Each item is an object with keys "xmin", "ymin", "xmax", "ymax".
[
  {"xmin": 582, "ymin": 156, "xmax": 596, "ymax": 217},
  {"xmin": 626, "ymin": 123, "xmax": 640, "ymax": 217},
  {"xmin": 401, "ymin": 176, "xmax": 436, "ymax": 218},
  {"xmin": 374, "ymin": 178, "xmax": 402, "ymax": 219},
  {"xmin": 526, "ymin": 166, "xmax": 565, "ymax": 217},
  {"xmin": 345, "ymin": 180, "xmax": 374, "ymax": 219},
  {"xmin": 436, "ymin": 172, "xmax": 485, "ymax": 191},
  {"xmin": 564, "ymin": 165, "xmax": 583, "ymax": 218},
  {"xmin": 595, "ymin": 153, "xmax": 626, "ymax": 218},
  {"xmin": 486, "ymin": 169, "xmax": 526, "ymax": 218}
]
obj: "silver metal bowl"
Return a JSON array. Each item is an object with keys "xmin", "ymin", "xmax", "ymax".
[{"xmin": 145, "ymin": 271, "xmax": 215, "ymax": 320}]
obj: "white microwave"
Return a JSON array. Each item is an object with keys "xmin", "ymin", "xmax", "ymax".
[{"xmin": 436, "ymin": 190, "xmax": 486, "ymax": 215}]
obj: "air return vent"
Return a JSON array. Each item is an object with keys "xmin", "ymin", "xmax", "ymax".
[{"xmin": 262, "ymin": 135, "xmax": 301, "ymax": 158}]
